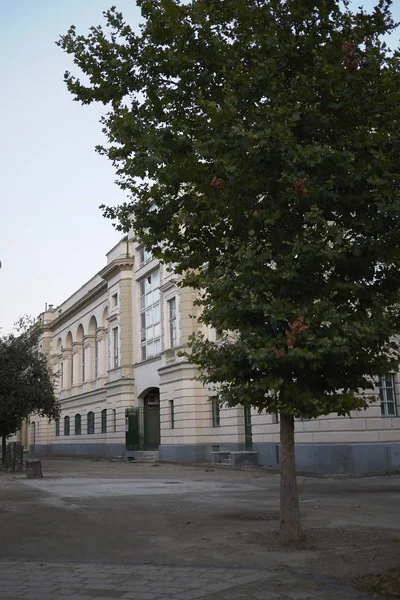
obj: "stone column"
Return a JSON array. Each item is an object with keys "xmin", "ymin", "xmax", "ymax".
[
  {"xmin": 96, "ymin": 327, "xmax": 108, "ymax": 377},
  {"xmin": 62, "ymin": 348, "xmax": 72, "ymax": 389},
  {"xmin": 72, "ymin": 342, "xmax": 81, "ymax": 388},
  {"xmin": 84, "ymin": 335, "xmax": 95, "ymax": 381}
]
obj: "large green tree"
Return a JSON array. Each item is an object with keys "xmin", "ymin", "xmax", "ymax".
[
  {"xmin": 0, "ymin": 319, "xmax": 59, "ymax": 464},
  {"xmin": 58, "ymin": 0, "xmax": 400, "ymax": 543}
]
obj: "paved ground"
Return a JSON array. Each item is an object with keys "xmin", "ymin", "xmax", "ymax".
[{"xmin": 1, "ymin": 457, "xmax": 399, "ymax": 599}]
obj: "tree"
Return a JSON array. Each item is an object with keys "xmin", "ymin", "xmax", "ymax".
[
  {"xmin": 0, "ymin": 319, "xmax": 59, "ymax": 465},
  {"xmin": 58, "ymin": 0, "xmax": 400, "ymax": 543}
]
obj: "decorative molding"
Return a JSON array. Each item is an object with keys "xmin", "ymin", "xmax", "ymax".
[
  {"xmin": 96, "ymin": 327, "xmax": 107, "ymax": 342},
  {"xmin": 108, "ymin": 313, "xmax": 119, "ymax": 325},
  {"xmin": 164, "ymin": 349, "xmax": 176, "ymax": 364},
  {"xmin": 83, "ymin": 334, "xmax": 95, "ymax": 349},
  {"xmin": 72, "ymin": 341, "xmax": 83, "ymax": 355},
  {"xmin": 49, "ymin": 281, "xmax": 107, "ymax": 330},
  {"xmin": 99, "ymin": 257, "xmax": 134, "ymax": 282},
  {"xmin": 160, "ymin": 279, "xmax": 177, "ymax": 293}
]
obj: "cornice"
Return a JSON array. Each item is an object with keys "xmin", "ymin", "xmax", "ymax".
[
  {"xmin": 49, "ymin": 281, "xmax": 107, "ymax": 330},
  {"xmin": 160, "ymin": 278, "xmax": 178, "ymax": 293},
  {"xmin": 99, "ymin": 257, "xmax": 134, "ymax": 282}
]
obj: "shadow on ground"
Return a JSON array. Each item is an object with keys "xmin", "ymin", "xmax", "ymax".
[{"xmin": 1, "ymin": 456, "xmax": 400, "ymax": 598}]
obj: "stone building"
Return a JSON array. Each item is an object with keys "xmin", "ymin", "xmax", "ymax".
[{"xmin": 24, "ymin": 235, "xmax": 400, "ymax": 473}]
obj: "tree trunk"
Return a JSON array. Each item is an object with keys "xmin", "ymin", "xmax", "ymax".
[
  {"xmin": 1, "ymin": 433, "xmax": 6, "ymax": 466},
  {"xmin": 279, "ymin": 413, "xmax": 303, "ymax": 544}
]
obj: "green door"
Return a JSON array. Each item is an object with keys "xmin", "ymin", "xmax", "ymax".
[
  {"xmin": 244, "ymin": 405, "xmax": 253, "ymax": 450},
  {"xmin": 144, "ymin": 391, "xmax": 160, "ymax": 450},
  {"xmin": 125, "ymin": 408, "xmax": 141, "ymax": 451}
]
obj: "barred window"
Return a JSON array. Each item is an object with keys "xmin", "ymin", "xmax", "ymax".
[{"xmin": 379, "ymin": 375, "xmax": 397, "ymax": 417}]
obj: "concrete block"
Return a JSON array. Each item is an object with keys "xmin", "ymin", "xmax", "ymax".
[
  {"xmin": 26, "ymin": 459, "xmax": 43, "ymax": 478},
  {"xmin": 388, "ymin": 444, "xmax": 400, "ymax": 469},
  {"xmin": 379, "ymin": 429, "xmax": 400, "ymax": 442}
]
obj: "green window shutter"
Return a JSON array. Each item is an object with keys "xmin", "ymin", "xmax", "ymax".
[
  {"xmin": 87, "ymin": 411, "xmax": 95, "ymax": 435},
  {"xmin": 64, "ymin": 416, "xmax": 70, "ymax": 436},
  {"xmin": 101, "ymin": 409, "xmax": 107, "ymax": 433},
  {"xmin": 75, "ymin": 414, "xmax": 81, "ymax": 435}
]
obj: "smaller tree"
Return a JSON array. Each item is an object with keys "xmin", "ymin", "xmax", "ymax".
[{"xmin": 0, "ymin": 318, "xmax": 59, "ymax": 464}]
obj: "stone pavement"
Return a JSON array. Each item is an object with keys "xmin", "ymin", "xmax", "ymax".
[
  {"xmin": 2, "ymin": 459, "xmax": 396, "ymax": 600},
  {"xmin": 0, "ymin": 559, "xmax": 372, "ymax": 600}
]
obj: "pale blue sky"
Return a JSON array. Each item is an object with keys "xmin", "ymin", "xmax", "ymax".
[{"xmin": 0, "ymin": 1, "xmax": 399, "ymax": 334}]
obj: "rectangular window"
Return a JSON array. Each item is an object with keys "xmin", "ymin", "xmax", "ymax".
[
  {"xmin": 113, "ymin": 328, "xmax": 119, "ymax": 368},
  {"xmin": 113, "ymin": 409, "xmax": 117, "ymax": 432},
  {"xmin": 168, "ymin": 297, "xmax": 177, "ymax": 348},
  {"xmin": 379, "ymin": 375, "xmax": 397, "ymax": 417},
  {"xmin": 82, "ymin": 347, "xmax": 85, "ymax": 382},
  {"xmin": 55, "ymin": 418, "xmax": 60, "ymax": 436},
  {"xmin": 170, "ymin": 400, "xmax": 175, "ymax": 429},
  {"xmin": 112, "ymin": 293, "xmax": 118, "ymax": 307},
  {"xmin": 64, "ymin": 416, "xmax": 70, "ymax": 436},
  {"xmin": 95, "ymin": 338, "xmax": 99, "ymax": 378},
  {"xmin": 139, "ymin": 270, "xmax": 161, "ymax": 361},
  {"xmin": 139, "ymin": 246, "xmax": 152, "ymax": 266},
  {"xmin": 101, "ymin": 409, "xmax": 107, "ymax": 433},
  {"xmin": 212, "ymin": 398, "xmax": 221, "ymax": 427}
]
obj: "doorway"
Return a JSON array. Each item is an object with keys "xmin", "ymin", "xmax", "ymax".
[{"xmin": 144, "ymin": 389, "xmax": 160, "ymax": 450}]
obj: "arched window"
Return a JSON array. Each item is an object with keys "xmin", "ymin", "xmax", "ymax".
[
  {"xmin": 101, "ymin": 409, "xmax": 107, "ymax": 433},
  {"xmin": 87, "ymin": 411, "xmax": 95, "ymax": 435},
  {"xmin": 75, "ymin": 414, "xmax": 81, "ymax": 435},
  {"xmin": 55, "ymin": 418, "xmax": 60, "ymax": 436},
  {"xmin": 64, "ymin": 416, "xmax": 70, "ymax": 436}
]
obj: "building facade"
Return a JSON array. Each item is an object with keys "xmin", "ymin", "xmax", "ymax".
[{"xmin": 24, "ymin": 235, "xmax": 400, "ymax": 473}]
